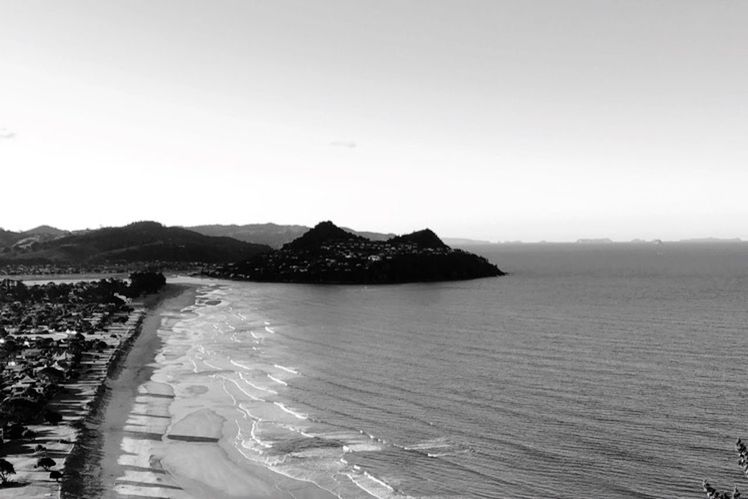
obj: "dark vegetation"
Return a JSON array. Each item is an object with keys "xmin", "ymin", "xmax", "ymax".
[
  {"xmin": 0, "ymin": 221, "xmax": 270, "ymax": 266},
  {"xmin": 206, "ymin": 221, "xmax": 503, "ymax": 284},
  {"xmin": 0, "ymin": 458, "xmax": 14, "ymax": 484}
]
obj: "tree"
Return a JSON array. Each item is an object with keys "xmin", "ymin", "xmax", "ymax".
[
  {"xmin": 49, "ymin": 470, "xmax": 62, "ymax": 482},
  {"xmin": 36, "ymin": 457, "xmax": 56, "ymax": 471},
  {"xmin": 127, "ymin": 271, "xmax": 166, "ymax": 296},
  {"xmin": 44, "ymin": 410, "xmax": 62, "ymax": 425},
  {"xmin": 5, "ymin": 423, "xmax": 24, "ymax": 440},
  {"xmin": 0, "ymin": 459, "xmax": 15, "ymax": 484}
]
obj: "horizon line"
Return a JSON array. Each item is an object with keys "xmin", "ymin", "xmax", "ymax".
[{"xmin": 1, "ymin": 221, "xmax": 746, "ymax": 246}]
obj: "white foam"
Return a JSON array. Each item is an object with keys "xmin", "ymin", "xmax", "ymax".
[
  {"xmin": 274, "ymin": 402, "xmax": 308, "ymax": 420},
  {"xmin": 222, "ymin": 380, "xmax": 239, "ymax": 406},
  {"xmin": 364, "ymin": 471, "xmax": 394, "ymax": 492},
  {"xmin": 275, "ymin": 422, "xmax": 311, "ymax": 436},
  {"xmin": 265, "ymin": 326, "xmax": 275, "ymax": 334},
  {"xmin": 230, "ymin": 359, "xmax": 252, "ymax": 371},
  {"xmin": 403, "ymin": 437, "xmax": 451, "ymax": 451},
  {"xmin": 249, "ymin": 420, "xmax": 273, "ymax": 448},
  {"xmin": 250, "ymin": 331, "xmax": 260, "ymax": 340},
  {"xmin": 239, "ymin": 372, "xmax": 278, "ymax": 394},
  {"xmin": 267, "ymin": 374, "xmax": 288, "ymax": 386},
  {"xmin": 345, "ymin": 470, "xmax": 396, "ymax": 499},
  {"xmin": 203, "ymin": 359, "xmax": 222, "ymax": 371},
  {"xmin": 274, "ymin": 364, "xmax": 300, "ymax": 375},
  {"xmin": 220, "ymin": 375, "xmax": 265, "ymax": 402},
  {"xmin": 236, "ymin": 405, "xmax": 274, "ymax": 450},
  {"xmin": 343, "ymin": 442, "xmax": 383, "ymax": 452}
]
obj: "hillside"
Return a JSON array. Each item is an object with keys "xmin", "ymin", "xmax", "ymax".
[
  {"xmin": 388, "ymin": 229, "xmax": 449, "ymax": 249},
  {"xmin": 208, "ymin": 221, "xmax": 503, "ymax": 284},
  {"xmin": 282, "ymin": 221, "xmax": 365, "ymax": 250},
  {"xmin": 0, "ymin": 221, "xmax": 270, "ymax": 264},
  {"xmin": 188, "ymin": 223, "xmax": 394, "ymax": 248},
  {"xmin": 0, "ymin": 225, "xmax": 71, "ymax": 251}
]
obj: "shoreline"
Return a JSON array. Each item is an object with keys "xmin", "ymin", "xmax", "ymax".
[
  {"xmin": 68, "ymin": 279, "xmax": 336, "ymax": 499},
  {"xmin": 59, "ymin": 283, "xmax": 193, "ymax": 498},
  {"xmin": 0, "ymin": 284, "xmax": 162, "ymax": 498}
]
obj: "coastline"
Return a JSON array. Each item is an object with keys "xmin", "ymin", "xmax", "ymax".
[
  {"xmin": 67, "ymin": 280, "xmax": 336, "ymax": 499},
  {"xmin": 0, "ymin": 283, "xmax": 157, "ymax": 498},
  {"xmin": 59, "ymin": 283, "xmax": 193, "ymax": 498}
]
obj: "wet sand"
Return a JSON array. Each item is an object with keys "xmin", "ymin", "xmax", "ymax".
[{"xmin": 88, "ymin": 282, "xmax": 335, "ymax": 499}]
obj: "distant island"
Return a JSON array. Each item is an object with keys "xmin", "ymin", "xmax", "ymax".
[
  {"xmin": 205, "ymin": 221, "xmax": 504, "ymax": 284},
  {"xmin": 576, "ymin": 238, "xmax": 614, "ymax": 244}
]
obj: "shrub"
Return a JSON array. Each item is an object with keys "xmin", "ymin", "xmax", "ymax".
[
  {"xmin": 44, "ymin": 410, "xmax": 62, "ymax": 425},
  {"xmin": 0, "ymin": 459, "xmax": 15, "ymax": 484},
  {"xmin": 36, "ymin": 457, "xmax": 56, "ymax": 471}
]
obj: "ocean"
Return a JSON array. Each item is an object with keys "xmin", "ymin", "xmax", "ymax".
[{"xmin": 160, "ymin": 243, "xmax": 748, "ymax": 498}]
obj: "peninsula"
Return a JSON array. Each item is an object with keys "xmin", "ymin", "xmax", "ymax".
[{"xmin": 206, "ymin": 221, "xmax": 504, "ymax": 284}]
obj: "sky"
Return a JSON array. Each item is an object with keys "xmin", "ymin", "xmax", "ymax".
[{"xmin": 1, "ymin": 0, "xmax": 747, "ymax": 242}]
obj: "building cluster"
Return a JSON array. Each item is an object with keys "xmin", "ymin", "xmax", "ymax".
[
  {"xmin": 0, "ymin": 261, "xmax": 198, "ymax": 277},
  {"xmin": 0, "ymin": 264, "xmax": 127, "ymax": 277},
  {"xmin": 213, "ymin": 239, "xmax": 454, "ymax": 281},
  {"xmin": 0, "ymin": 278, "xmax": 142, "ymax": 427}
]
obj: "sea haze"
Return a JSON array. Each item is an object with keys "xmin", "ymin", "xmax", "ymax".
[{"xmin": 164, "ymin": 243, "xmax": 748, "ymax": 498}]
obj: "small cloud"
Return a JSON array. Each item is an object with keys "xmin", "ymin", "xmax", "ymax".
[
  {"xmin": 0, "ymin": 128, "xmax": 16, "ymax": 140},
  {"xmin": 330, "ymin": 140, "xmax": 357, "ymax": 149}
]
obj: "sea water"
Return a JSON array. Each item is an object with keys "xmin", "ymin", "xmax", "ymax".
[{"xmin": 164, "ymin": 243, "xmax": 748, "ymax": 498}]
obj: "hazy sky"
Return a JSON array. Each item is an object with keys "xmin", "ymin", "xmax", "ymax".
[{"xmin": 1, "ymin": 1, "xmax": 747, "ymax": 241}]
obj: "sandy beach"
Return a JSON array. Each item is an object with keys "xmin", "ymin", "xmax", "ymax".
[
  {"xmin": 75, "ymin": 282, "xmax": 335, "ymax": 499},
  {"xmin": 0, "ymin": 286, "xmax": 153, "ymax": 498}
]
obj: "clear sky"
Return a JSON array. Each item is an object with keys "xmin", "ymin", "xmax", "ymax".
[{"xmin": 1, "ymin": 1, "xmax": 747, "ymax": 241}]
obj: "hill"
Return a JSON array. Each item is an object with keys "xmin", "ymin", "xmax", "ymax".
[
  {"xmin": 0, "ymin": 225, "xmax": 71, "ymax": 251},
  {"xmin": 388, "ymin": 229, "xmax": 448, "ymax": 249},
  {"xmin": 188, "ymin": 223, "xmax": 309, "ymax": 249},
  {"xmin": 188, "ymin": 223, "xmax": 394, "ymax": 248},
  {"xmin": 0, "ymin": 221, "xmax": 270, "ymax": 264},
  {"xmin": 282, "ymin": 221, "xmax": 365, "ymax": 250},
  {"xmin": 208, "ymin": 221, "xmax": 503, "ymax": 284}
]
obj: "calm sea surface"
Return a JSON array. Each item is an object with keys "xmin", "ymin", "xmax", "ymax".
[{"xmin": 168, "ymin": 243, "xmax": 748, "ymax": 498}]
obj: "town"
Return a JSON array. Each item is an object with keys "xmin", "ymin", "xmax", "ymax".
[{"xmin": 0, "ymin": 273, "xmax": 165, "ymax": 491}]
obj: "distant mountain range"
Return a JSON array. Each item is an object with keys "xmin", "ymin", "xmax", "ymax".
[
  {"xmin": 0, "ymin": 221, "xmax": 270, "ymax": 264},
  {"xmin": 1, "ymin": 221, "xmax": 743, "ymax": 267},
  {"xmin": 208, "ymin": 221, "xmax": 503, "ymax": 284},
  {"xmin": 187, "ymin": 223, "xmax": 394, "ymax": 248}
]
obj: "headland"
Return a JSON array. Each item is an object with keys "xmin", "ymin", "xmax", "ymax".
[{"xmin": 206, "ymin": 221, "xmax": 504, "ymax": 284}]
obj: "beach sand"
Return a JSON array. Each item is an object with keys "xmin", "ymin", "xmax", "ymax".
[
  {"xmin": 87, "ymin": 283, "xmax": 336, "ymax": 499},
  {"xmin": 0, "ymin": 289, "xmax": 153, "ymax": 498}
]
